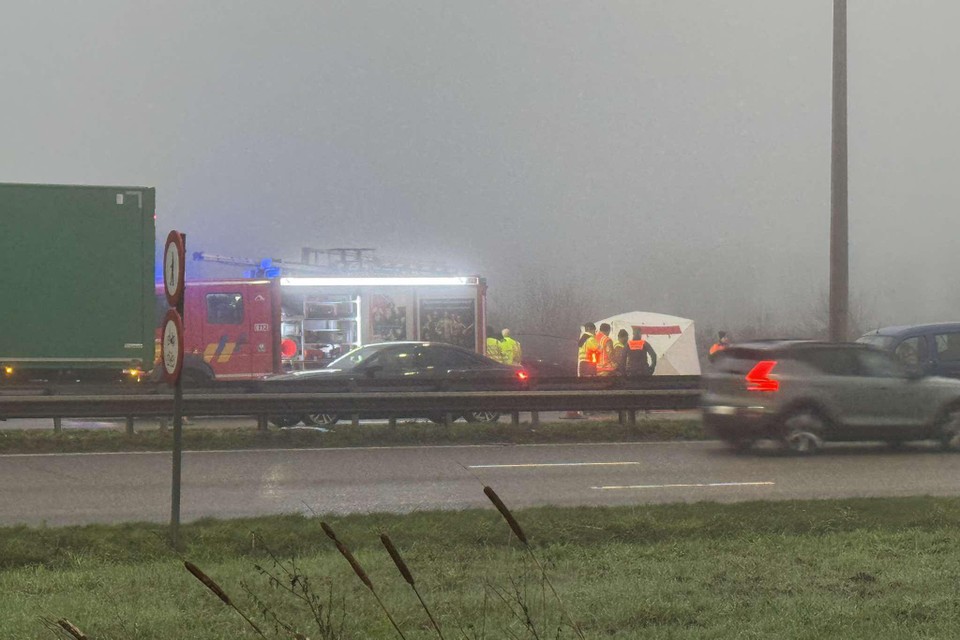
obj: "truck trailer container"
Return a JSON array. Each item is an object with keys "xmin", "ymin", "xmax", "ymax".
[{"xmin": 1, "ymin": 183, "xmax": 156, "ymax": 383}]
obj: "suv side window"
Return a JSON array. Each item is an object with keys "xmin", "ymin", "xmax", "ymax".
[
  {"xmin": 370, "ymin": 346, "xmax": 418, "ymax": 372},
  {"xmin": 793, "ymin": 348, "xmax": 859, "ymax": 376},
  {"xmin": 893, "ymin": 336, "xmax": 927, "ymax": 370},
  {"xmin": 934, "ymin": 333, "xmax": 960, "ymax": 362},
  {"xmin": 418, "ymin": 346, "xmax": 477, "ymax": 369},
  {"xmin": 856, "ymin": 349, "xmax": 904, "ymax": 378}
]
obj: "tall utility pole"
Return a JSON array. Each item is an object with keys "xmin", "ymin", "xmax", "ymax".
[{"xmin": 829, "ymin": 0, "xmax": 849, "ymax": 341}]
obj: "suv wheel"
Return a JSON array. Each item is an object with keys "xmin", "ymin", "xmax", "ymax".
[
  {"xmin": 937, "ymin": 409, "xmax": 960, "ymax": 451},
  {"xmin": 781, "ymin": 411, "xmax": 825, "ymax": 455}
]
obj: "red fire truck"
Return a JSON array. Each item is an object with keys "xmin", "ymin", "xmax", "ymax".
[{"xmin": 159, "ymin": 275, "xmax": 488, "ymax": 382}]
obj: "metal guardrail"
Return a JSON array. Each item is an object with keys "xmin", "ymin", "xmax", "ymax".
[
  {"xmin": 0, "ymin": 389, "xmax": 701, "ymax": 420},
  {"xmin": 0, "ymin": 375, "xmax": 701, "ymax": 396}
]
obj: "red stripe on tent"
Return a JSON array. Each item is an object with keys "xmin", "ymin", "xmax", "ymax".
[{"xmin": 633, "ymin": 325, "xmax": 682, "ymax": 335}]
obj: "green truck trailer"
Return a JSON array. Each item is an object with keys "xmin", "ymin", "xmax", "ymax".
[{"xmin": 0, "ymin": 183, "xmax": 156, "ymax": 383}]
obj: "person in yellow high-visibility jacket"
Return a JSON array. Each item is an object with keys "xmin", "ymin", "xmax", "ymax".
[
  {"xmin": 500, "ymin": 328, "xmax": 522, "ymax": 366},
  {"xmin": 577, "ymin": 322, "xmax": 598, "ymax": 377},
  {"xmin": 567, "ymin": 322, "xmax": 598, "ymax": 419},
  {"xmin": 485, "ymin": 325, "xmax": 502, "ymax": 362}
]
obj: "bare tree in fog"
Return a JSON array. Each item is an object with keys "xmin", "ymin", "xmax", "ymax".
[
  {"xmin": 488, "ymin": 268, "xmax": 600, "ymax": 366},
  {"xmin": 696, "ymin": 289, "xmax": 878, "ymax": 355}
]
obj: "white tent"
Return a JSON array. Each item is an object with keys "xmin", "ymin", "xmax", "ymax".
[{"xmin": 595, "ymin": 311, "xmax": 701, "ymax": 376}]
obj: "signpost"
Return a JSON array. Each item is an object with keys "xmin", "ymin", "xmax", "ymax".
[
  {"xmin": 163, "ymin": 230, "xmax": 186, "ymax": 546},
  {"xmin": 163, "ymin": 230, "xmax": 185, "ymax": 308},
  {"xmin": 161, "ymin": 309, "xmax": 184, "ymax": 384}
]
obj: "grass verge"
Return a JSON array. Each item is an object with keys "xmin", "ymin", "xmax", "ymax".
[
  {"xmin": 4, "ymin": 497, "xmax": 960, "ymax": 638},
  {"xmin": 0, "ymin": 417, "xmax": 705, "ymax": 455}
]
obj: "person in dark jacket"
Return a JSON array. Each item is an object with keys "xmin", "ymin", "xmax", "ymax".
[{"xmin": 624, "ymin": 327, "xmax": 657, "ymax": 377}]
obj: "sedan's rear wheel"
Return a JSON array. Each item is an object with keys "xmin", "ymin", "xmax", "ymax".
[
  {"xmin": 781, "ymin": 411, "xmax": 825, "ymax": 455},
  {"xmin": 464, "ymin": 411, "xmax": 501, "ymax": 424},
  {"xmin": 302, "ymin": 413, "xmax": 340, "ymax": 427},
  {"xmin": 937, "ymin": 409, "xmax": 960, "ymax": 451}
]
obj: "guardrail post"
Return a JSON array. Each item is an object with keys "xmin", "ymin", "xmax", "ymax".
[
  {"xmin": 511, "ymin": 412, "xmax": 520, "ymax": 426},
  {"xmin": 628, "ymin": 410, "xmax": 637, "ymax": 426},
  {"xmin": 388, "ymin": 416, "xmax": 397, "ymax": 428},
  {"xmin": 351, "ymin": 413, "xmax": 360, "ymax": 427},
  {"xmin": 618, "ymin": 411, "xmax": 625, "ymax": 425},
  {"xmin": 53, "ymin": 417, "xmax": 62, "ymax": 433},
  {"xmin": 444, "ymin": 412, "xmax": 454, "ymax": 426},
  {"xmin": 125, "ymin": 417, "xmax": 135, "ymax": 436},
  {"xmin": 530, "ymin": 411, "xmax": 540, "ymax": 426},
  {"xmin": 257, "ymin": 415, "xmax": 268, "ymax": 431}
]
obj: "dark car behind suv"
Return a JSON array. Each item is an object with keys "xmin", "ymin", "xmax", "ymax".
[
  {"xmin": 702, "ymin": 340, "xmax": 960, "ymax": 453},
  {"xmin": 858, "ymin": 322, "xmax": 960, "ymax": 379}
]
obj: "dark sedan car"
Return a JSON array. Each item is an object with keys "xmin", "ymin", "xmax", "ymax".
[{"xmin": 266, "ymin": 341, "xmax": 529, "ymax": 426}]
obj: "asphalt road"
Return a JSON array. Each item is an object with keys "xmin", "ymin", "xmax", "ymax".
[{"xmin": 2, "ymin": 441, "xmax": 960, "ymax": 526}]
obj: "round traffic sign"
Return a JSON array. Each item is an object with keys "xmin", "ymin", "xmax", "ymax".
[
  {"xmin": 164, "ymin": 230, "xmax": 186, "ymax": 307},
  {"xmin": 161, "ymin": 309, "xmax": 185, "ymax": 385}
]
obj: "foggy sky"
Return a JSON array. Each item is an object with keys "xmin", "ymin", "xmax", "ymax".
[{"xmin": 2, "ymin": 1, "xmax": 959, "ymax": 332}]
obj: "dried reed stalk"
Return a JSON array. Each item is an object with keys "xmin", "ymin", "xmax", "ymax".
[
  {"xmin": 321, "ymin": 522, "xmax": 408, "ymax": 640},
  {"xmin": 482, "ymin": 486, "xmax": 585, "ymax": 640},
  {"xmin": 56, "ymin": 619, "xmax": 87, "ymax": 640},
  {"xmin": 380, "ymin": 533, "xmax": 446, "ymax": 640},
  {"xmin": 184, "ymin": 561, "xmax": 267, "ymax": 638}
]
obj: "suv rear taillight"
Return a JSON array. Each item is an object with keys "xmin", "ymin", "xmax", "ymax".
[{"xmin": 745, "ymin": 360, "xmax": 779, "ymax": 392}]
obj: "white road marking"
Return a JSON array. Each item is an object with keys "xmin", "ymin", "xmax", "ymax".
[
  {"xmin": 470, "ymin": 461, "xmax": 642, "ymax": 469},
  {"xmin": 593, "ymin": 481, "xmax": 775, "ymax": 490}
]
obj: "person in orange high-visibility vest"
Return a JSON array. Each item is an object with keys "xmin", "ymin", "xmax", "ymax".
[
  {"xmin": 708, "ymin": 331, "xmax": 730, "ymax": 361},
  {"xmin": 595, "ymin": 323, "xmax": 616, "ymax": 376}
]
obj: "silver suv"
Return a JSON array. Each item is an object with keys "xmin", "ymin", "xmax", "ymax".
[{"xmin": 702, "ymin": 341, "xmax": 960, "ymax": 453}]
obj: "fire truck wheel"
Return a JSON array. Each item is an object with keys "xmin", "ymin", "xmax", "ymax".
[
  {"xmin": 464, "ymin": 411, "xmax": 501, "ymax": 424},
  {"xmin": 303, "ymin": 412, "xmax": 340, "ymax": 426},
  {"xmin": 269, "ymin": 415, "xmax": 301, "ymax": 428}
]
